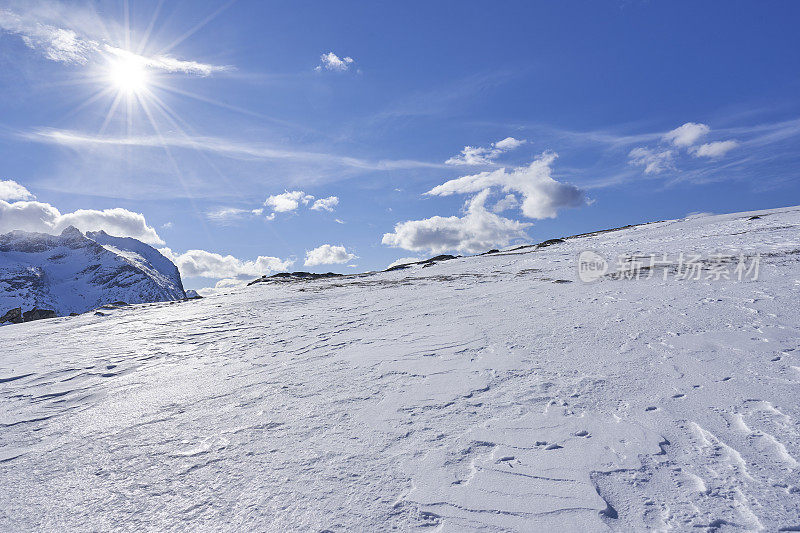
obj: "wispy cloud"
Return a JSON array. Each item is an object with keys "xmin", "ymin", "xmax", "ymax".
[
  {"xmin": 104, "ymin": 46, "xmax": 231, "ymax": 77},
  {"xmin": 206, "ymin": 207, "xmax": 263, "ymax": 224},
  {"xmin": 445, "ymin": 137, "xmax": 527, "ymax": 166},
  {"xmin": 0, "ymin": 6, "xmax": 230, "ymax": 75},
  {"xmin": 24, "ymin": 128, "xmax": 445, "ymax": 171},
  {"xmin": 628, "ymin": 147, "xmax": 674, "ymax": 175}
]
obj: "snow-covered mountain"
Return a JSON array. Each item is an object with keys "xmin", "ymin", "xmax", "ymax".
[
  {"xmin": 0, "ymin": 226, "xmax": 185, "ymax": 317},
  {"xmin": 1, "ymin": 207, "xmax": 800, "ymax": 531}
]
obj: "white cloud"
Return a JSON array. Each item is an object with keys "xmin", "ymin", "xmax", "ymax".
[
  {"xmin": 0, "ymin": 179, "xmax": 34, "ymax": 201},
  {"xmin": 446, "ymin": 137, "xmax": 527, "ymax": 166},
  {"xmin": 304, "ymin": 244, "xmax": 357, "ymax": 266},
  {"xmin": 310, "ymin": 196, "xmax": 339, "ymax": 212},
  {"xmin": 206, "ymin": 207, "xmax": 263, "ymax": 224},
  {"xmin": 492, "ymin": 193, "xmax": 519, "ymax": 213},
  {"xmin": 158, "ymin": 247, "xmax": 294, "ymax": 279},
  {"xmin": 26, "ymin": 128, "xmax": 443, "ymax": 172},
  {"xmin": 315, "ymin": 52, "xmax": 355, "ymax": 72},
  {"xmin": 382, "ymin": 190, "xmax": 531, "ymax": 254},
  {"xmin": 429, "ymin": 152, "xmax": 587, "ymax": 219},
  {"xmin": 0, "ymin": 199, "xmax": 164, "ymax": 244},
  {"xmin": 104, "ymin": 46, "xmax": 230, "ymax": 77},
  {"xmin": 386, "ymin": 257, "xmax": 422, "ymax": 269},
  {"xmin": 0, "ymin": 9, "xmax": 97, "ymax": 63},
  {"xmin": 628, "ymin": 147, "xmax": 674, "ymax": 175},
  {"xmin": 264, "ymin": 190, "xmax": 314, "ymax": 213},
  {"xmin": 663, "ymin": 122, "xmax": 710, "ymax": 147},
  {"xmin": 493, "ymin": 137, "xmax": 525, "ymax": 150},
  {"xmin": 692, "ymin": 140, "xmax": 739, "ymax": 158},
  {"xmin": 196, "ymin": 278, "xmax": 251, "ymax": 297},
  {"xmin": 0, "ymin": 8, "xmax": 229, "ymax": 74}
]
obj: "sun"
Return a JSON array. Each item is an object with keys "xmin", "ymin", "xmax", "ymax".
[{"xmin": 108, "ymin": 55, "xmax": 149, "ymax": 95}]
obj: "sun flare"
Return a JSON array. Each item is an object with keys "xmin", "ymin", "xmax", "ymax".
[{"xmin": 108, "ymin": 56, "xmax": 149, "ymax": 95}]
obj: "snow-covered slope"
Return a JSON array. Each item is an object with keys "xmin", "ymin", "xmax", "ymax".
[
  {"xmin": 0, "ymin": 226, "xmax": 185, "ymax": 316},
  {"xmin": 1, "ymin": 207, "xmax": 800, "ymax": 531}
]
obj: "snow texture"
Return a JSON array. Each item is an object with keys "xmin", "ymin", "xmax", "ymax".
[
  {"xmin": 1, "ymin": 207, "xmax": 800, "ymax": 531},
  {"xmin": 0, "ymin": 226, "xmax": 185, "ymax": 316}
]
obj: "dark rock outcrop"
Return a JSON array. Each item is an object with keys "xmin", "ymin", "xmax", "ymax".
[
  {"xmin": 248, "ymin": 271, "xmax": 344, "ymax": 286},
  {"xmin": 385, "ymin": 254, "xmax": 460, "ymax": 272},
  {"xmin": 22, "ymin": 308, "xmax": 57, "ymax": 322},
  {"xmin": 1, "ymin": 307, "xmax": 22, "ymax": 324},
  {"xmin": 536, "ymin": 238, "xmax": 565, "ymax": 248}
]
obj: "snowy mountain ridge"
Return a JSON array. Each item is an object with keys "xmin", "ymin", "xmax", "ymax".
[{"xmin": 0, "ymin": 226, "xmax": 186, "ymax": 317}]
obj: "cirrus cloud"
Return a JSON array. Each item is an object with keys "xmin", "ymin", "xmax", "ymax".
[{"xmin": 0, "ymin": 7, "xmax": 231, "ymax": 74}]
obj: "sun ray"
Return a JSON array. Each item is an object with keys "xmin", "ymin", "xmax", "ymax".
[
  {"xmin": 157, "ymin": 0, "xmax": 238, "ymax": 57},
  {"xmin": 137, "ymin": 0, "xmax": 166, "ymax": 55},
  {"xmin": 136, "ymin": 91, "xmax": 215, "ymax": 243},
  {"xmin": 58, "ymin": 87, "xmax": 116, "ymax": 123},
  {"xmin": 99, "ymin": 92, "xmax": 125, "ymax": 135},
  {"xmin": 145, "ymin": 90, "xmax": 245, "ymax": 197}
]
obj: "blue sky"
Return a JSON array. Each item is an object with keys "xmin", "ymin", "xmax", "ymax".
[{"xmin": 1, "ymin": 0, "xmax": 799, "ymax": 292}]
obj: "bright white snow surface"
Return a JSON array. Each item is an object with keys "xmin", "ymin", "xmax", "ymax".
[{"xmin": 1, "ymin": 207, "xmax": 800, "ymax": 531}]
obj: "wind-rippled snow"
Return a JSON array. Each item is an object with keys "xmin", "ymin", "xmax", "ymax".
[{"xmin": 1, "ymin": 207, "xmax": 800, "ymax": 531}]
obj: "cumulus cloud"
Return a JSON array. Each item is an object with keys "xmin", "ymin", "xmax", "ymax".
[
  {"xmin": 304, "ymin": 244, "xmax": 357, "ymax": 266},
  {"xmin": 0, "ymin": 179, "xmax": 34, "ymax": 201},
  {"xmin": 628, "ymin": 147, "xmax": 674, "ymax": 175},
  {"xmin": 0, "ymin": 8, "xmax": 229, "ymax": 74},
  {"xmin": 0, "ymin": 199, "xmax": 164, "ymax": 244},
  {"xmin": 382, "ymin": 190, "xmax": 531, "ymax": 254},
  {"xmin": 310, "ymin": 196, "xmax": 339, "ymax": 212},
  {"xmin": 429, "ymin": 152, "xmax": 587, "ymax": 219},
  {"xmin": 663, "ymin": 122, "xmax": 710, "ymax": 147},
  {"xmin": 446, "ymin": 137, "xmax": 527, "ymax": 166},
  {"xmin": 692, "ymin": 140, "xmax": 739, "ymax": 158},
  {"xmin": 158, "ymin": 247, "xmax": 294, "ymax": 279},
  {"xmin": 196, "ymin": 278, "xmax": 250, "ymax": 297},
  {"xmin": 264, "ymin": 190, "xmax": 314, "ymax": 213},
  {"xmin": 315, "ymin": 51, "xmax": 355, "ymax": 72},
  {"xmin": 629, "ymin": 122, "xmax": 739, "ymax": 175}
]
